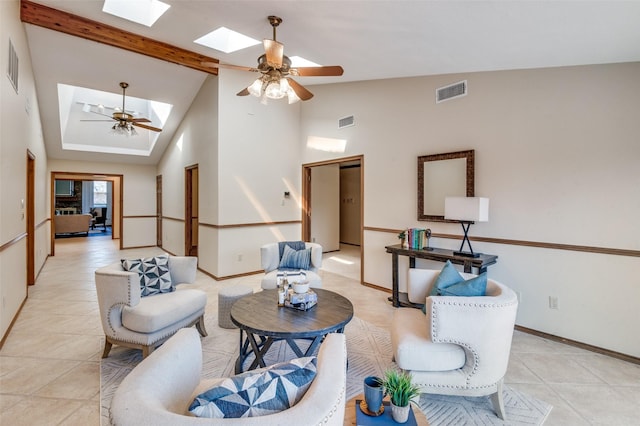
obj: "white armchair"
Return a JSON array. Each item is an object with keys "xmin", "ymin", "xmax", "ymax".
[
  {"xmin": 110, "ymin": 329, "xmax": 347, "ymax": 426},
  {"xmin": 391, "ymin": 268, "xmax": 518, "ymax": 420},
  {"xmin": 95, "ymin": 255, "xmax": 207, "ymax": 358},
  {"xmin": 260, "ymin": 241, "xmax": 323, "ymax": 289}
]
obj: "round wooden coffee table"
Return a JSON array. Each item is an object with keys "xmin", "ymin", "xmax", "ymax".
[{"xmin": 230, "ymin": 288, "xmax": 353, "ymax": 373}]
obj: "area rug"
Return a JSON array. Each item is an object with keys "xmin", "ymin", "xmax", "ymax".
[{"xmin": 100, "ymin": 316, "xmax": 551, "ymax": 425}]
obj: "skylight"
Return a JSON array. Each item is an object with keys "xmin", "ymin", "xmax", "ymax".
[
  {"xmin": 102, "ymin": 0, "xmax": 170, "ymax": 27},
  {"xmin": 194, "ymin": 27, "xmax": 261, "ymax": 53},
  {"xmin": 57, "ymin": 83, "xmax": 173, "ymax": 157},
  {"xmin": 290, "ymin": 56, "xmax": 320, "ymax": 67}
]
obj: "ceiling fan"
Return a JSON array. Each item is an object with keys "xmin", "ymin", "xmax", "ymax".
[
  {"xmin": 202, "ymin": 16, "xmax": 343, "ymax": 103},
  {"xmin": 82, "ymin": 82, "xmax": 162, "ymax": 135}
]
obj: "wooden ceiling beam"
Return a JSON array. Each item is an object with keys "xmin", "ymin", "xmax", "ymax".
[{"xmin": 20, "ymin": 0, "xmax": 218, "ymax": 75}]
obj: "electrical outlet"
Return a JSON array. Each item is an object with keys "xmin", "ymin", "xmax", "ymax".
[
  {"xmin": 237, "ymin": 254, "xmax": 243, "ymax": 262},
  {"xmin": 516, "ymin": 291, "xmax": 522, "ymax": 303},
  {"xmin": 549, "ymin": 296, "xmax": 558, "ymax": 309},
  {"xmin": 312, "ymin": 237, "xmax": 316, "ymax": 242}
]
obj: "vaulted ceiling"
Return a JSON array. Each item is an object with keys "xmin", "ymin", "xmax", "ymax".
[{"xmin": 21, "ymin": 0, "xmax": 640, "ymax": 165}]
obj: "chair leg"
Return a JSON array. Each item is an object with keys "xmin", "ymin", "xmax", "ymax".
[
  {"xmin": 142, "ymin": 345, "xmax": 154, "ymax": 359},
  {"xmin": 102, "ymin": 338, "xmax": 113, "ymax": 358},
  {"xmin": 195, "ymin": 315, "xmax": 208, "ymax": 337},
  {"xmin": 490, "ymin": 379, "xmax": 506, "ymax": 420}
]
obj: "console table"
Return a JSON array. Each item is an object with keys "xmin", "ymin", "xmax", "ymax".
[{"xmin": 385, "ymin": 244, "xmax": 498, "ymax": 308}]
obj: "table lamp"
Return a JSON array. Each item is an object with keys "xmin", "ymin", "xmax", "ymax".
[{"xmin": 444, "ymin": 197, "xmax": 489, "ymax": 258}]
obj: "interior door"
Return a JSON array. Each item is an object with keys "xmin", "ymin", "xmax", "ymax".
[
  {"xmin": 27, "ymin": 151, "xmax": 35, "ymax": 285},
  {"xmin": 156, "ymin": 175, "xmax": 162, "ymax": 247},
  {"xmin": 185, "ymin": 165, "xmax": 198, "ymax": 257},
  {"xmin": 310, "ymin": 164, "xmax": 340, "ymax": 251}
]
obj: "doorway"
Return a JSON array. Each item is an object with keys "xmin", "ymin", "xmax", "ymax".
[
  {"xmin": 156, "ymin": 175, "xmax": 162, "ymax": 247},
  {"xmin": 302, "ymin": 155, "xmax": 363, "ymax": 283},
  {"xmin": 27, "ymin": 151, "xmax": 35, "ymax": 286},
  {"xmin": 50, "ymin": 172, "xmax": 122, "ymax": 255},
  {"xmin": 185, "ymin": 165, "xmax": 198, "ymax": 257}
]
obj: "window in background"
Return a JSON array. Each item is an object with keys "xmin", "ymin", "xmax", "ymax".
[{"xmin": 93, "ymin": 181, "xmax": 108, "ymax": 206}]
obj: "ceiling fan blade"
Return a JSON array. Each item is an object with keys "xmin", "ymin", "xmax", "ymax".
[
  {"xmin": 89, "ymin": 111, "xmax": 116, "ymax": 119},
  {"xmin": 237, "ymin": 87, "xmax": 250, "ymax": 96},
  {"xmin": 80, "ymin": 119, "xmax": 115, "ymax": 122},
  {"xmin": 291, "ymin": 65, "xmax": 344, "ymax": 77},
  {"xmin": 131, "ymin": 118, "xmax": 151, "ymax": 123},
  {"xmin": 263, "ymin": 39, "xmax": 284, "ymax": 68},
  {"xmin": 287, "ymin": 78, "xmax": 314, "ymax": 101},
  {"xmin": 201, "ymin": 62, "xmax": 259, "ymax": 73},
  {"xmin": 132, "ymin": 122, "xmax": 162, "ymax": 132}
]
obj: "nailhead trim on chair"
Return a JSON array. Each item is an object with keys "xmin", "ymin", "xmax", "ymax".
[
  {"xmin": 316, "ymin": 385, "xmax": 345, "ymax": 425},
  {"xmin": 106, "ymin": 303, "xmax": 126, "ymax": 335},
  {"xmin": 429, "ymin": 298, "xmax": 517, "ymax": 390},
  {"xmin": 315, "ymin": 338, "xmax": 347, "ymax": 425}
]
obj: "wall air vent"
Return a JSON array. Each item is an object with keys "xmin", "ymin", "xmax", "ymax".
[
  {"xmin": 338, "ymin": 115, "xmax": 355, "ymax": 129},
  {"xmin": 7, "ymin": 38, "xmax": 19, "ymax": 93},
  {"xmin": 436, "ymin": 80, "xmax": 467, "ymax": 103}
]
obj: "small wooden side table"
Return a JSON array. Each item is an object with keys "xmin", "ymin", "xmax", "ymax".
[{"xmin": 344, "ymin": 394, "xmax": 429, "ymax": 425}]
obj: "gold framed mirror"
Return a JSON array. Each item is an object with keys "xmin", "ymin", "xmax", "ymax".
[{"xmin": 417, "ymin": 150, "xmax": 474, "ymax": 222}]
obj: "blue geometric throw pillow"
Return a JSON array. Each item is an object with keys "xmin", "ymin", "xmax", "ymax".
[
  {"xmin": 278, "ymin": 245, "xmax": 311, "ymax": 270},
  {"xmin": 121, "ymin": 254, "xmax": 173, "ymax": 297},
  {"xmin": 189, "ymin": 356, "xmax": 317, "ymax": 418}
]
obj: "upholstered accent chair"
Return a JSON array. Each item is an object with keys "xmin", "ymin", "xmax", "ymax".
[
  {"xmin": 95, "ymin": 255, "xmax": 207, "ymax": 358},
  {"xmin": 260, "ymin": 241, "xmax": 323, "ymax": 290},
  {"xmin": 110, "ymin": 329, "xmax": 347, "ymax": 425},
  {"xmin": 391, "ymin": 268, "xmax": 518, "ymax": 420}
]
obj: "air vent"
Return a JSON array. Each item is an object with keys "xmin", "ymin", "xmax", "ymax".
[
  {"xmin": 6, "ymin": 38, "xmax": 19, "ymax": 93},
  {"xmin": 436, "ymin": 80, "xmax": 467, "ymax": 103},
  {"xmin": 338, "ymin": 115, "xmax": 355, "ymax": 129}
]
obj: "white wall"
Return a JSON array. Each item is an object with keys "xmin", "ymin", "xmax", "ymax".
[
  {"xmin": 47, "ymin": 160, "xmax": 157, "ymax": 248},
  {"xmin": 157, "ymin": 73, "xmax": 218, "ymax": 260},
  {"xmin": 157, "ymin": 69, "xmax": 302, "ymax": 278},
  {"xmin": 1, "ymin": 0, "xmax": 49, "ymax": 340},
  {"xmin": 300, "ymin": 63, "xmax": 640, "ymax": 357},
  {"xmin": 216, "ymin": 70, "xmax": 302, "ymax": 277}
]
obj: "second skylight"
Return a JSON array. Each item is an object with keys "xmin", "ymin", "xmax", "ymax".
[{"xmin": 195, "ymin": 27, "xmax": 261, "ymax": 54}]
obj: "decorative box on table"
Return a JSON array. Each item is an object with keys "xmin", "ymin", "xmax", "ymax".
[{"xmin": 284, "ymin": 289, "xmax": 317, "ymax": 311}]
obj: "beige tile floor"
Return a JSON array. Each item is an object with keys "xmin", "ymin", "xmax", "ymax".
[{"xmin": 1, "ymin": 237, "xmax": 639, "ymax": 425}]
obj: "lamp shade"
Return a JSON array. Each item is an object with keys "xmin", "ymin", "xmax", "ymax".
[{"xmin": 444, "ymin": 197, "xmax": 489, "ymax": 222}]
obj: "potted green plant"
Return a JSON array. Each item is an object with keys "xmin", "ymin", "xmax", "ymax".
[
  {"xmin": 381, "ymin": 369, "xmax": 420, "ymax": 423},
  {"xmin": 397, "ymin": 230, "xmax": 406, "ymax": 248}
]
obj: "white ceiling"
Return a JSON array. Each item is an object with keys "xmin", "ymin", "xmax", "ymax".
[{"xmin": 23, "ymin": 0, "xmax": 640, "ymax": 165}]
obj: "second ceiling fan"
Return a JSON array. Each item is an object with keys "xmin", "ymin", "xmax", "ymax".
[
  {"xmin": 83, "ymin": 82, "xmax": 162, "ymax": 135},
  {"xmin": 202, "ymin": 16, "xmax": 343, "ymax": 103}
]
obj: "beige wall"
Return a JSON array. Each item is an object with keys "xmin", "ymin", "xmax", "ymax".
[
  {"xmin": 300, "ymin": 63, "xmax": 640, "ymax": 357},
  {"xmin": 1, "ymin": 0, "xmax": 49, "ymax": 340},
  {"xmin": 158, "ymin": 70, "xmax": 302, "ymax": 278}
]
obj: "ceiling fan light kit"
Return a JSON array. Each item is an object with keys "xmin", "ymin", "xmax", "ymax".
[
  {"xmin": 112, "ymin": 121, "xmax": 137, "ymax": 136},
  {"xmin": 202, "ymin": 15, "xmax": 344, "ymax": 104}
]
